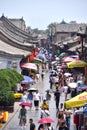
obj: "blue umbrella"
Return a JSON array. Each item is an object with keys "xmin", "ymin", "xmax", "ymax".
[{"xmin": 21, "ymin": 75, "xmax": 36, "ymax": 84}]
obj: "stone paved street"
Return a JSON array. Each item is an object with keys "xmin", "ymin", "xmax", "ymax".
[{"xmin": 1, "ymin": 70, "xmax": 76, "ymax": 130}]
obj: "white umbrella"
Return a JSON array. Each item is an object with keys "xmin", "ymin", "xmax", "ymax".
[
  {"xmin": 68, "ymin": 82, "xmax": 77, "ymax": 88},
  {"xmin": 64, "ymin": 72, "xmax": 71, "ymax": 77},
  {"xmin": 55, "ymin": 57, "xmax": 60, "ymax": 61},
  {"xmin": 51, "ymin": 61, "xmax": 57, "ymax": 64},
  {"xmin": 28, "ymin": 87, "xmax": 37, "ymax": 92}
]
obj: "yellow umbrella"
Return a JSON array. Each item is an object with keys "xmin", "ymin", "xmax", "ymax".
[
  {"xmin": 67, "ymin": 59, "xmax": 87, "ymax": 68},
  {"xmin": 65, "ymin": 92, "xmax": 87, "ymax": 109}
]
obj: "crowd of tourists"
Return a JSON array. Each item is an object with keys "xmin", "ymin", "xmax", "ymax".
[{"xmin": 18, "ymin": 47, "xmax": 86, "ymax": 130}]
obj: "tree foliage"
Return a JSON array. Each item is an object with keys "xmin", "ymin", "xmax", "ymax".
[
  {"xmin": 0, "ymin": 68, "xmax": 23, "ymax": 91},
  {"xmin": 32, "ymin": 28, "xmax": 47, "ymax": 35},
  {"xmin": 0, "ymin": 69, "xmax": 24, "ymax": 107},
  {"xmin": 0, "ymin": 90, "xmax": 15, "ymax": 106},
  {"xmin": 47, "ymin": 22, "xmax": 58, "ymax": 28}
]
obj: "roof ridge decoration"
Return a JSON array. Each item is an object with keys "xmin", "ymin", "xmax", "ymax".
[{"xmin": 60, "ymin": 19, "xmax": 67, "ymax": 24}]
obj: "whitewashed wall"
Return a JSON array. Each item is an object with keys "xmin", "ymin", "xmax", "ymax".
[{"xmin": 0, "ymin": 56, "xmax": 22, "ymax": 73}]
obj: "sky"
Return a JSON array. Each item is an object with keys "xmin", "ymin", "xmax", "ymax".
[{"xmin": 0, "ymin": 0, "xmax": 87, "ymax": 30}]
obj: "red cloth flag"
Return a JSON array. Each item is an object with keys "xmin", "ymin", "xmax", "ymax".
[{"xmin": 29, "ymin": 48, "xmax": 39, "ymax": 61}]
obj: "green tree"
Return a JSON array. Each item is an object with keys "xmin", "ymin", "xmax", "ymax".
[
  {"xmin": 0, "ymin": 69, "xmax": 24, "ymax": 108},
  {"xmin": 0, "ymin": 68, "xmax": 23, "ymax": 91}
]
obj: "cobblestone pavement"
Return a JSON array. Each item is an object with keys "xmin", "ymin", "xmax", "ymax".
[{"xmin": 1, "ymin": 70, "xmax": 76, "ymax": 130}]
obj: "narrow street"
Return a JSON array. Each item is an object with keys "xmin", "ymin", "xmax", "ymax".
[{"xmin": 1, "ymin": 69, "xmax": 75, "ymax": 130}]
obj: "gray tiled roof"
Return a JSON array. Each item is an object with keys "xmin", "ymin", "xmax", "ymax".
[
  {"xmin": 0, "ymin": 16, "xmax": 37, "ymax": 43},
  {"xmin": 0, "ymin": 40, "xmax": 31, "ymax": 56},
  {"xmin": 56, "ymin": 23, "xmax": 87, "ymax": 32},
  {"xmin": 0, "ymin": 15, "xmax": 37, "ymax": 55}
]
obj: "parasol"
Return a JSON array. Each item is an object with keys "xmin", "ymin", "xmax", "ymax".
[
  {"xmin": 27, "ymin": 87, "xmax": 37, "ymax": 92},
  {"xmin": 21, "ymin": 75, "xmax": 36, "ymax": 84},
  {"xmin": 68, "ymin": 82, "xmax": 77, "ymax": 88},
  {"xmin": 19, "ymin": 102, "xmax": 32, "ymax": 107},
  {"xmin": 64, "ymin": 72, "xmax": 71, "ymax": 77},
  {"xmin": 21, "ymin": 63, "xmax": 37, "ymax": 71},
  {"xmin": 38, "ymin": 117, "xmax": 54, "ymax": 124},
  {"xmin": 67, "ymin": 59, "xmax": 87, "ymax": 68},
  {"xmin": 65, "ymin": 92, "xmax": 87, "ymax": 109}
]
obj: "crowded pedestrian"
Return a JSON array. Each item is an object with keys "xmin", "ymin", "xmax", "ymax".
[
  {"xmin": 64, "ymin": 109, "xmax": 72, "ymax": 129},
  {"xmin": 28, "ymin": 91, "xmax": 33, "ymax": 109},
  {"xmin": 18, "ymin": 105, "xmax": 27, "ymax": 127},
  {"xmin": 29, "ymin": 118, "xmax": 36, "ymax": 130},
  {"xmin": 46, "ymin": 123, "xmax": 54, "ymax": 130},
  {"xmin": 40, "ymin": 99, "xmax": 49, "ymax": 110},
  {"xmin": 56, "ymin": 103, "xmax": 65, "ymax": 118},
  {"xmin": 76, "ymin": 83, "xmax": 82, "ymax": 95},
  {"xmin": 41, "ymin": 70, "xmax": 45, "ymax": 80},
  {"xmin": 40, "ymin": 107, "xmax": 50, "ymax": 118},
  {"xmin": 33, "ymin": 90, "xmax": 41, "ymax": 110},
  {"xmin": 21, "ymin": 91, "xmax": 27, "ymax": 102},
  {"xmin": 54, "ymin": 87, "xmax": 60, "ymax": 109},
  {"xmin": 63, "ymin": 86, "xmax": 68, "ymax": 100},
  {"xmin": 56, "ymin": 114, "xmax": 66, "ymax": 130},
  {"xmin": 36, "ymin": 72, "xmax": 40, "ymax": 81},
  {"xmin": 45, "ymin": 90, "xmax": 51, "ymax": 104},
  {"xmin": 38, "ymin": 124, "xmax": 44, "ymax": 130},
  {"xmin": 49, "ymin": 72, "xmax": 54, "ymax": 89},
  {"xmin": 59, "ymin": 122, "xmax": 69, "ymax": 130}
]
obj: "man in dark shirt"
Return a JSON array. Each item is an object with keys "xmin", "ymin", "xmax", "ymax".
[
  {"xmin": 54, "ymin": 87, "xmax": 60, "ymax": 109},
  {"xmin": 29, "ymin": 118, "xmax": 36, "ymax": 130}
]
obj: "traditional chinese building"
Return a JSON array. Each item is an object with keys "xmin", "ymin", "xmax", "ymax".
[{"xmin": 0, "ymin": 15, "xmax": 38, "ymax": 72}]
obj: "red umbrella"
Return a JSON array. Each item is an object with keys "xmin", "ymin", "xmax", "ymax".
[
  {"xmin": 38, "ymin": 118, "xmax": 54, "ymax": 124},
  {"xmin": 21, "ymin": 63, "xmax": 37, "ymax": 71},
  {"xmin": 19, "ymin": 102, "xmax": 32, "ymax": 107}
]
